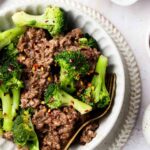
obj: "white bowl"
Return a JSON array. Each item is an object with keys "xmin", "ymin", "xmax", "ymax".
[
  {"xmin": 146, "ymin": 30, "xmax": 150, "ymax": 58},
  {"xmin": 142, "ymin": 104, "xmax": 150, "ymax": 145},
  {"xmin": 0, "ymin": 0, "xmax": 125, "ymax": 149},
  {"xmin": 111, "ymin": 0, "xmax": 139, "ymax": 6}
]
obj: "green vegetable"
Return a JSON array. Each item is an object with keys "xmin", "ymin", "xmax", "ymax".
[
  {"xmin": 44, "ymin": 83, "xmax": 92, "ymax": 114},
  {"xmin": 12, "ymin": 110, "xmax": 39, "ymax": 150},
  {"xmin": 79, "ymin": 33, "xmax": 98, "ymax": 48},
  {"xmin": 81, "ymin": 55, "xmax": 110, "ymax": 108},
  {"xmin": 0, "ymin": 45, "xmax": 23, "ymax": 131},
  {"xmin": 0, "ymin": 27, "xmax": 25, "ymax": 50},
  {"xmin": 1, "ymin": 43, "xmax": 18, "ymax": 62},
  {"xmin": 12, "ymin": 6, "xmax": 65, "ymax": 36},
  {"xmin": 0, "ymin": 108, "xmax": 3, "ymax": 135},
  {"xmin": 55, "ymin": 51, "xmax": 89, "ymax": 93}
]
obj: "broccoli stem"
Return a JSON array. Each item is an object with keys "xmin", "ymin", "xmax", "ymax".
[
  {"xmin": 0, "ymin": 88, "xmax": 21, "ymax": 131},
  {"xmin": 57, "ymin": 89, "xmax": 92, "ymax": 114},
  {"xmin": 81, "ymin": 55, "xmax": 110, "ymax": 108},
  {"xmin": 28, "ymin": 120, "xmax": 39, "ymax": 150},
  {"xmin": 12, "ymin": 89, "xmax": 20, "ymax": 118},
  {"xmin": 12, "ymin": 7, "xmax": 65, "ymax": 36},
  {"xmin": 92, "ymin": 55, "xmax": 110, "ymax": 108},
  {"xmin": 0, "ymin": 27, "xmax": 25, "ymax": 50},
  {"xmin": 0, "ymin": 90, "xmax": 13, "ymax": 131},
  {"xmin": 12, "ymin": 12, "xmax": 45, "ymax": 27}
]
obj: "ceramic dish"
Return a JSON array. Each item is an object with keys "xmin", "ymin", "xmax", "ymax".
[
  {"xmin": 111, "ymin": 0, "xmax": 139, "ymax": 6},
  {"xmin": 0, "ymin": 0, "xmax": 141, "ymax": 150},
  {"xmin": 142, "ymin": 104, "xmax": 150, "ymax": 145},
  {"xmin": 146, "ymin": 31, "xmax": 150, "ymax": 58}
]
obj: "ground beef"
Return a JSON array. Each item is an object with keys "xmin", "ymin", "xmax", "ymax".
[
  {"xmin": 17, "ymin": 28, "xmax": 54, "ymax": 108},
  {"xmin": 80, "ymin": 122, "xmax": 99, "ymax": 144},
  {"xmin": 32, "ymin": 106, "xmax": 80, "ymax": 150},
  {"xmin": 3, "ymin": 132, "xmax": 13, "ymax": 141},
  {"xmin": 18, "ymin": 146, "xmax": 29, "ymax": 150}
]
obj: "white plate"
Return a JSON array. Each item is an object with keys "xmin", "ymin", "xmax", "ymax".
[{"xmin": 0, "ymin": 0, "xmax": 135, "ymax": 150}]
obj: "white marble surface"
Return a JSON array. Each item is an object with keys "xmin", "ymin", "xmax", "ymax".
[{"xmin": 0, "ymin": 0, "xmax": 150, "ymax": 149}]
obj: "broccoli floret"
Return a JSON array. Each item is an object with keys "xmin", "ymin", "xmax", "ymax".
[
  {"xmin": 79, "ymin": 33, "xmax": 98, "ymax": 49},
  {"xmin": 12, "ymin": 7, "xmax": 65, "ymax": 36},
  {"xmin": 0, "ymin": 43, "xmax": 18, "ymax": 63},
  {"xmin": 0, "ymin": 27, "xmax": 25, "ymax": 50},
  {"xmin": 55, "ymin": 51, "xmax": 89, "ymax": 93},
  {"xmin": 44, "ymin": 83, "xmax": 92, "ymax": 115},
  {"xmin": 0, "ymin": 46, "xmax": 23, "ymax": 131},
  {"xmin": 81, "ymin": 55, "xmax": 110, "ymax": 108},
  {"xmin": 12, "ymin": 110, "xmax": 39, "ymax": 150}
]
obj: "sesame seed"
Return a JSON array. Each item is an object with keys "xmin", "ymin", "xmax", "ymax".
[
  {"xmin": 41, "ymin": 101, "xmax": 45, "ymax": 104},
  {"xmin": 48, "ymin": 77, "xmax": 51, "ymax": 82}
]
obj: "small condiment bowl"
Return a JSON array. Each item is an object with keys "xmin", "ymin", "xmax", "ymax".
[{"xmin": 111, "ymin": 0, "xmax": 139, "ymax": 6}]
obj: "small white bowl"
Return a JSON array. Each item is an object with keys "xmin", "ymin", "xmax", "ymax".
[
  {"xmin": 111, "ymin": 0, "xmax": 139, "ymax": 6},
  {"xmin": 146, "ymin": 30, "xmax": 150, "ymax": 58},
  {"xmin": 142, "ymin": 104, "xmax": 150, "ymax": 145}
]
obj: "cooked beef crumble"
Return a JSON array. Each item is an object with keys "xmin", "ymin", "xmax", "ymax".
[
  {"xmin": 16, "ymin": 27, "xmax": 100, "ymax": 149},
  {"xmin": 32, "ymin": 106, "xmax": 80, "ymax": 150},
  {"xmin": 17, "ymin": 28, "xmax": 54, "ymax": 108},
  {"xmin": 3, "ymin": 132, "xmax": 13, "ymax": 141},
  {"xmin": 80, "ymin": 122, "xmax": 99, "ymax": 144},
  {"xmin": 18, "ymin": 146, "xmax": 29, "ymax": 150}
]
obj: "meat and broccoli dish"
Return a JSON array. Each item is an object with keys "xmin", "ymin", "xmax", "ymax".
[{"xmin": 0, "ymin": 6, "xmax": 111, "ymax": 150}]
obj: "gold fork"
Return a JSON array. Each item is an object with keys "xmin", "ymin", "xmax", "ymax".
[{"xmin": 64, "ymin": 73, "xmax": 116, "ymax": 150}]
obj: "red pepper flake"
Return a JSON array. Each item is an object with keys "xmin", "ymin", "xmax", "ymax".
[{"xmin": 32, "ymin": 64, "xmax": 39, "ymax": 71}]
